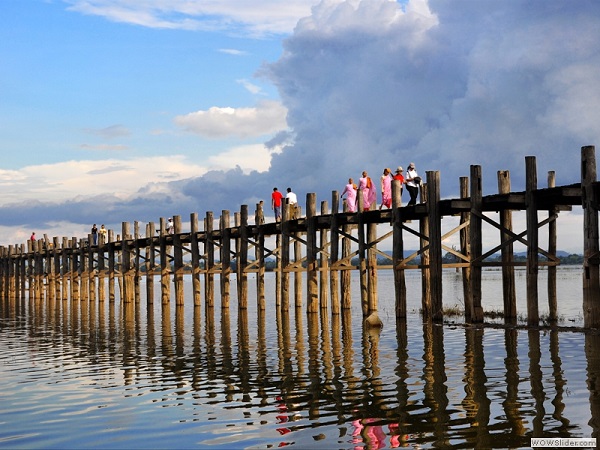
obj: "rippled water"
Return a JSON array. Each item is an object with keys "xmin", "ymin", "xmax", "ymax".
[{"xmin": 0, "ymin": 268, "xmax": 598, "ymax": 449}]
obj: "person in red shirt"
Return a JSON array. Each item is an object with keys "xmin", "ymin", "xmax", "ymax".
[
  {"xmin": 393, "ymin": 166, "xmax": 405, "ymax": 198},
  {"xmin": 271, "ymin": 187, "xmax": 284, "ymax": 222}
]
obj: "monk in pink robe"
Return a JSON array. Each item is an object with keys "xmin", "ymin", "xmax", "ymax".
[
  {"xmin": 359, "ymin": 171, "xmax": 377, "ymax": 210},
  {"xmin": 380, "ymin": 167, "xmax": 392, "ymax": 209},
  {"xmin": 341, "ymin": 178, "xmax": 358, "ymax": 212}
]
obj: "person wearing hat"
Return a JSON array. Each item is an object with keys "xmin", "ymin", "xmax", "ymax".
[
  {"xmin": 393, "ymin": 166, "xmax": 405, "ymax": 198},
  {"xmin": 405, "ymin": 162, "xmax": 420, "ymax": 206}
]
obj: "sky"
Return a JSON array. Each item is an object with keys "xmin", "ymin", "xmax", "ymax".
[{"xmin": 1, "ymin": 0, "xmax": 600, "ymax": 253}]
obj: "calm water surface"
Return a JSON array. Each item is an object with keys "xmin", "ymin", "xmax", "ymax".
[{"xmin": 1, "ymin": 268, "xmax": 598, "ymax": 449}]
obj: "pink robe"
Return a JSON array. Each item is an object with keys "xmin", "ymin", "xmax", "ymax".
[
  {"xmin": 381, "ymin": 174, "xmax": 392, "ymax": 208},
  {"xmin": 359, "ymin": 176, "xmax": 377, "ymax": 210},
  {"xmin": 341, "ymin": 183, "xmax": 357, "ymax": 212}
]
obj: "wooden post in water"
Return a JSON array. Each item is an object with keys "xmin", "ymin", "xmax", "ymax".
[
  {"xmin": 134, "ymin": 221, "xmax": 141, "ymax": 302},
  {"xmin": 160, "ymin": 217, "xmax": 171, "ymax": 305},
  {"xmin": 173, "ymin": 215, "xmax": 184, "ymax": 306},
  {"xmin": 525, "ymin": 156, "xmax": 540, "ymax": 325},
  {"xmin": 53, "ymin": 237, "xmax": 61, "ymax": 301},
  {"xmin": 582, "ymin": 145, "xmax": 600, "ymax": 328},
  {"xmin": 357, "ymin": 189, "xmax": 368, "ymax": 316},
  {"xmin": 220, "ymin": 210, "xmax": 231, "ymax": 309},
  {"xmin": 254, "ymin": 204, "xmax": 265, "ymax": 311},
  {"xmin": 367, "ymin": 220, "xmax": 378, "ymax": 315},
  {"xmin": 205, "ymin": 212, "xmax": 215, "ymax": 308},
  {"xmin": 80, "ymin": 236, "xmax": 88, "ymax": 302},
  {"xmin": 108, "ymin": 230, "xmax": 115, "ymax": 302},
  {"xmin": 427, "ymin": 171, "xmax": 443, "ymax": 321},
  {"xmin": 320, "ymin": 200, "xmax": 329, "ymax": 310},
  {"xmin": 392, "ymin": 179, "xmax": 406, "ymax": 319},
  {"xmin": 460, "ymin": 177, "xmax": 472, "ymax": 321},
  {"xmin": 498, "ymin": 170, "xmax": 516, "ymax": 322},
  {"xmin": 330, "ymin": 191, "xmax": 340, "ymax": 315},
  {"xmin": 294, "ymin": 227, "xmax": 302, "ymax": 309},
  {"xmin": 87, "ymin": 233, "xmax": 95, "ymax": 303},
  {"xmin": 145, "ymin": 222, "xmax": 155, "ymax": 304},
  {"xmin": 341, "ymin": 200, "xmax": 352, "ymax": 310},
  {"xmin": 122, "ymin": 222, "xmax": 134, "ymax": 303},
  {"xmin": 238, "ymin": 206, "xmax": 249, "ymax": 310},
  {"xmin": 547, "ymin": 171, "xmax": 558, "ymax": 322},
  {"xmin": 306, "ymin": 193, "xmax": 318, "ymax": 313},
  {"xmin": 469, "ymin": 165, "xmax": 484, "ymax": 322},
  {"xmin": 280, "ymin": 202, "xmax": 290, "ymax": 310},
  {"xmin": 190, "ymin": 213, "xmax": 202, "ymax": 307},
  {"xmin": 62, "ymin": 237, "xmax": 69, "ymax": 301},
  {"xmin": 420, "ymin": 184, "xmax": 431, "ymax": 319},
  {"xmin": 71, "ymin": 237, "xmax": 80, "ymax": 301}
]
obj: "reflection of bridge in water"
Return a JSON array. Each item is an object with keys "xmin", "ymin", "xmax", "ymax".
[
  {"xmin": 1, "ymin": 146, "xmax": 599, "ymax": 328},
  {"xmin": 4, "ymin": 292, "xmax": 599, "ymax": 447}
]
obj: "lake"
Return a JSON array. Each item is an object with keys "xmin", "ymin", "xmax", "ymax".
[{"xmin": 0, "ymin": 267, "xmax": 598, "ymax": 449}]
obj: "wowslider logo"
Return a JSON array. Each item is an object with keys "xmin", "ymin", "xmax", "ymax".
[{"xmin": 531, "ymin": 437, "xmax": 596, "ymax": 448}]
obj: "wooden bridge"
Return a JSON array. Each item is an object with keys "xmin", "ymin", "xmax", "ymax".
[{"xmin": 1, "ymin": 146, "xmax": 599, "ymax": 328}]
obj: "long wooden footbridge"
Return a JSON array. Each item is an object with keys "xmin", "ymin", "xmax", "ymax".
[{"xmin": 1, "ymin": 146, "xmax": 599, "ymax": 327}]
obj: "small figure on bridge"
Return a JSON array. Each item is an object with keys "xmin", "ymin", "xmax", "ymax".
[
  {"xmin": 380, "ymin": 168, "xmax": 393, "ymax": 210},
  {"xmin": 405, "ymin": 162, "xmax": 420, "ymax": 206},
  {"xmin": 341, "ymin": 178, "xmax": 358, "ymax": 213},
  {"xmin": 272, "ymin": 187, "xmax": 284, "ymax": 222}
]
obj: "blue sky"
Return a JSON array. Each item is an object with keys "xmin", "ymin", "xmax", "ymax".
[{"xmin": 1, "ymin": 0, "xmax": 600, "ymax": 253}]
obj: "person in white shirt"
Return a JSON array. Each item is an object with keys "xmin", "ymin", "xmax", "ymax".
[{"xmin": 286, "ymin": 187, "xmax": 299, "ymax": 219}]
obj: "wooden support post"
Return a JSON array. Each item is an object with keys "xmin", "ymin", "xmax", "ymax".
[
  {"xmin": 306, "ymin": 193, "xmax": 318, "ymax": 313},
  {"xmin": 108, "ymin": 230, "xmax": 115, "ymax": 302},
  {"xmin": 525, "ymin": 156, "xmax": 540, "ymax": 325},
  {"xmin": 280, "ymin": 202, "xmax": 290, "ymax": 310},
  {"xmin": 320, "ymin": 200, "xmax": 329, "ymax": 310},
  {"xmin": 145, "ymin": 222, "xmax": 155, "ymax": 305},
  {"xmin": 238, "ymin": 205, "xmax": 249, "ymax": 310},
  {"xmin": 71, "ymin": 237, "xmax": 80, "ymax": 301},
  {"xmin": 294, "ymin": 228, "xmax": 302, "ymax": 309},
  {"xmin": 122, "ymin": 222, "xmax": 133, "ymax": 303},
  {"xmin": 460, "ymin": 177, "xmax": 472, "ymax": 321},
  {"xmin": 220, "ymin": 210, "xmax": 231, "ymax": 309},
  {"xmin": 357, "ymin": 190, "xmax": 368, "ymax": 316},
  {"xmin": 330, "ymin": 191, "xmax": 340, "ymax": 315},
  {"xmin": 498, "ymin": 170, "xmax": 516, "ymax": 321},
  {"xmin": 420, "ymin": 184, "xmax": 431, "ymax": 319},
  {"xmin": 62, "ymin": 237, "xmax": 69, "ymax": 301},
  {"xmin": 254, "ymin": 204, "xmax": 265, "ymax": 311},
  {"xmin": 341, "ymin": 200, "xmax": 352, "ymax": 310},
  {"xmin": 427, "ymin": 171, "xmax": 443, "ymax": 321},
  {"xmin": 134, "ymin": 221, "xmax": 141, "ymax": 302},
  {"xmin": 205, "ymin": 212, "xmax": 215, "ymax": 308},
  {"xmin": 173, "ymin": 215, "xmax": 184, "ymax": 306},
  {"xmin": 160, "ymin": 217, "xmax": 171, "ymax": 305},
  {"xmin": 392, "ymin": 179, "xmax": 406, "ymax": 319},
  {"xmin": 80, "ymin": 236, "xmax": 88, "ymax": 301},
  {"xmin": 87, "ymin": 232, "xmax": 95, "ymax": 303},
  {"xmin": 190, "ymin": 213, "xmax": 202, "ymax": 307},
  {"xmin": 582, "ymin": 145, "xmax": 600, "ymax": 328},
  {"xmin": 367, "ymin": 221, "xmax": 378, "ymax": 314},
  {"xmin": 469, "ymin": 165, "xmax": 484, "ymax": 322},
  {"xmin": 53, "ymin": 237, "xmax": 61, "ymax": 301},
  {"xmin": 547, "ymin": 171, "xmax": 558, "ymax": 322}
]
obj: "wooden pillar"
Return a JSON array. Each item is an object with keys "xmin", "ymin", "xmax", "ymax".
[
  {"xmin": 294, "ymin": 229, "xmax": 302, "ymax": 309},
  {"xmin": 205, "ymin": 212, "xmax": 215, "ymax": 308},
  {"xmin": 27, "ymin": 239, "xmax": 34, "ymax": 299},
  {"xmin": 173, "ymin": 215, "xmax": 184, "ymax": 306},
  {"xmin": 62, "ymin": 237, "xmax": 69, "ymax": 301},
  {"xmin": 80, "ymin": 236, "xmax": 89, "ymax": 301},
  {"xmin": 469, "ymin": 165, "xmax": 484, "ymax": 322},
  {"xmin": 460, "ymin": 177, "xmax": 472, "ymax": 321},
  {"xmin": 220, "ymin": 210, "xmax": 231, "ymax": 309},
  {"xmin": 238, "ymin": 206, "xmax": 249, "ymax": 310},
  {"xmin": 427, "ymin": 171, "xmax": 443, "ymax": 321},
  {"xmin": 254, "ymin": 204, "xmax": 265, "ymax": 311},
  {"xmin": 582, "ymin": 145, "xmax": 600, "ymax": 328},
  {"xmin": 87, "ymin": 232, "xmax": 95, "ymax": 303},
  {"xmin": 392, "ymin": 179, "xmax": 406, "ymax": 319},
  {"xmin": 525, "ymin": 156, "xmax": 540, "ymax": 325},
  {"xmin": 498, "ymin": 170, "xmax": 517, "ymax": 321},
  {"xmin": 547, "ymin": 170, "xmax": 558, "ymax": 322},
  {"xmin": 145, "ymin": 222, "xmax": 155, "ymax": 304},
  {"xmin": 134, "ymin": 221, "xmax": 141, "ymax": 302},
  {"xmin": 71, "ymin": 237, "xmax": 80, "ymax": 301},
  {"xmin": 159, "ymin": 217, "xmax": 171, "ymax": 305},
  {"xmin": 122, "ymin": 222, "xmax": 134, "ymax": 303},
  {"xmin": 330, "ymin": 191, "xmax": 340, "ymax": 315},
  {"xmin": 320, "ymin": 200, "xmax": 329, "ymax": 310},
  {"xmin": 53, "ymin": 237, "xmax": 61, "ymax": 301},
  {"xmin": 420, "ymin": 184, "xmax": 431, "ymax": 319},
  {"xmin": 357, "ymin": 190, "xmax": 368, "ymax": 316},
  {"xmin": 306, "ymin": 193, "xmax": 318, "ymax": 313},
  {"xmin": 190, "ymin": 213, "xmax": 202, "ymax": 307},
  {"xmin": 367, "ymin": 220, "xmax": 378, "ymax": 314},
  {"xmin": 341, "ymin": 200, "xmax": 352, "ymax": 310},
  {"xmin": 280, "ymin": 202, "xmax": 290, "ymax": 310}
]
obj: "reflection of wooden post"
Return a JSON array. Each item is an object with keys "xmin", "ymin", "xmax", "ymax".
[
  {"xmin": 190, "ymin": 213, "xmax": 202, "ymax": 307},
  {"xmin": 427, "ymin": 171, "xmax": 443, "ymax": 321},
  {"xmin": 220, "ymin": 211, "xmax": 231, "ymax": 309},
  {"xmin": 582, "ymin": 145, "xmax": 600, "ymax": 328},
  {"xmin": 469, "ymin": 166, "xmax": 484, "ymax": 322},
  {"xmin": 392, "ymin": 179, "xmax": 406, "ymax": 318},
  {"xmin": 173, "ymin": 215, "xmax": 184, "ymax": 306},
  {"xmin": 330, "ymin": 191, "xmax": 340, "ymax": 314},
  {"xmin": 498, "ymin": 171, "xmax": 516, "ymax": 321},
  {"xmin": 306, "ymin": 193, "xmax": 318, "ymax": 313},
  {"xmin": 320, "ymin": 201, "xmax": 329, "ymax": 310},
  {"xmin": 547, "ymin": 171, "xmax": 558, "ymax": 322},
  {"xmin": 525, "ymin": 156, "xmax": 539, "ymax": 325},
  {"xmin": 205, "ymin": 212, "xmax": 215, "ymax": 308}
]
